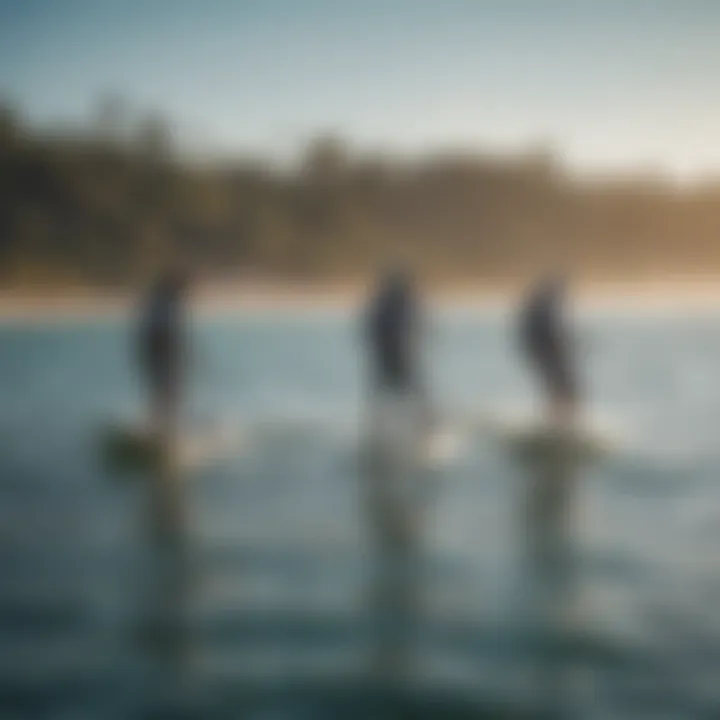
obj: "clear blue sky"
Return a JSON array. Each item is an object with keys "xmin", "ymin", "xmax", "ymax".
[{"xmin": 2, "ymin": 0, "xmax": 720, "ymax": 175}]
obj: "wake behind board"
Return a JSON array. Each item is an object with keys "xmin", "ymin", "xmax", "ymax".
[
  {"xmin": 100, "ymin": 421, "xmax": 246, "ymax": 474},
  {"xmin": 423, "ymin": 426, "xmax": 464, "ymax": 466}
]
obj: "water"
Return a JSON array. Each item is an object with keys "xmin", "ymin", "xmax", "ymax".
[{"xmin": 2, "ymin": 306, "xmax": 720, "ymax": 718}]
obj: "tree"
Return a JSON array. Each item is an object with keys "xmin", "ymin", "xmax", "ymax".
[{"xmin": 302, "ymin": 133, "xmax": 348, "ymax": 180}]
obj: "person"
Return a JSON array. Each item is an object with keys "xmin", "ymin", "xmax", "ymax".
[
  {"xmin": 519, "ymin": 274, "xmax": 579, "ymax": 427},
  {"xmin": 364, "ymin": 267, "xmax": 423, "ymax": 397},
  {"xmin": 362, "ymin": 266, "xmax": 435, "ymax": 469},
  {"xmin": 137, "ymin": 266, "xmax": 191, "ymax": 439}
]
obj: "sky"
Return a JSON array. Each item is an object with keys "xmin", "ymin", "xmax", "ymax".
[{"xmin": 2, "ymin": 0, "xmax": 720, "ymax": 176}]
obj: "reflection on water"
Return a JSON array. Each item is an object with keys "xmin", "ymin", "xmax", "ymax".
[
  {"xmin": 362, "ymin": 391, "xmax": 427, "ymax": 687},
  {"xmin": 520, "ymin": 441, "xmax": 583, "ymax": 719},
  {"xmin": 135, "ymin": 451, "xmax": 195, "ymax": 713}
]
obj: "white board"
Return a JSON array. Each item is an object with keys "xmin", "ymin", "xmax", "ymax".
[
  {"xmin": 482, "ymin": 412, "xmax": 616, "ymax": 463},
  {"xmin": 360, "ymin": 392, "xmax": 465, "ymax": 472}
]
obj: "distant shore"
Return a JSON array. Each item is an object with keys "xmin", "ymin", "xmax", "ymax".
[{"xmin": 2, "ymin": 279, "xmax": 720, "ymax": 321}]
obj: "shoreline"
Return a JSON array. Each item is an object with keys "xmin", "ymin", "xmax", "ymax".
[{"xmin": 3, "ymin": 280, "xmax": 720, "ymax": 320}]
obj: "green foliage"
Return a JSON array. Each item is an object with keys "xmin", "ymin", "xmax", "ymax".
[{"xmin": 0, "ymin": 104, "xmax": 718, "ymax": 288}]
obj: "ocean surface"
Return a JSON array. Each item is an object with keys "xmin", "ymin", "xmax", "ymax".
[{"xmin": 3, "ymin": 306, "xmax": 720, "ymax": 718}]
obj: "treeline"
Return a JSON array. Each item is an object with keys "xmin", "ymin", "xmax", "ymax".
[{"xmin": 2, "ymin": 100, "xmax": 720, "ymax": 288}]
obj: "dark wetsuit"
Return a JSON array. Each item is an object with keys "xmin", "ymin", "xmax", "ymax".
[
  {"xmin": 138, "ymin": 278, "xmax": 186, "ymax": 427},
  {"xmin": 365, "ymin": 275, "xmax": 419, "ymax": 394},
  {"xmin": 519, "ymin": 281, "xmax": 577, "ymax": 405}
]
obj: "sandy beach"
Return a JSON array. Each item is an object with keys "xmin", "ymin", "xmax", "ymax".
[{"xmin": 2, "ymin": 278, "xmax": 720, "ymax": 321}]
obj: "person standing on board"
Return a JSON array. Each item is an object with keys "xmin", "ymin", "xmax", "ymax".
[
  {"xmin": 519, "ymin": 274, "xmax": 579, "ymax": 427},
  {"xmin": 363, "ymin": 265, "xmax": 435, "ymax": 438},
  {"xmin": 365, "ymin": 267, "xmax": 424, "ymax": 397},
  {"xmin": 138, "ymin": 266, "xmax": 191, "ymax": 439}
]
